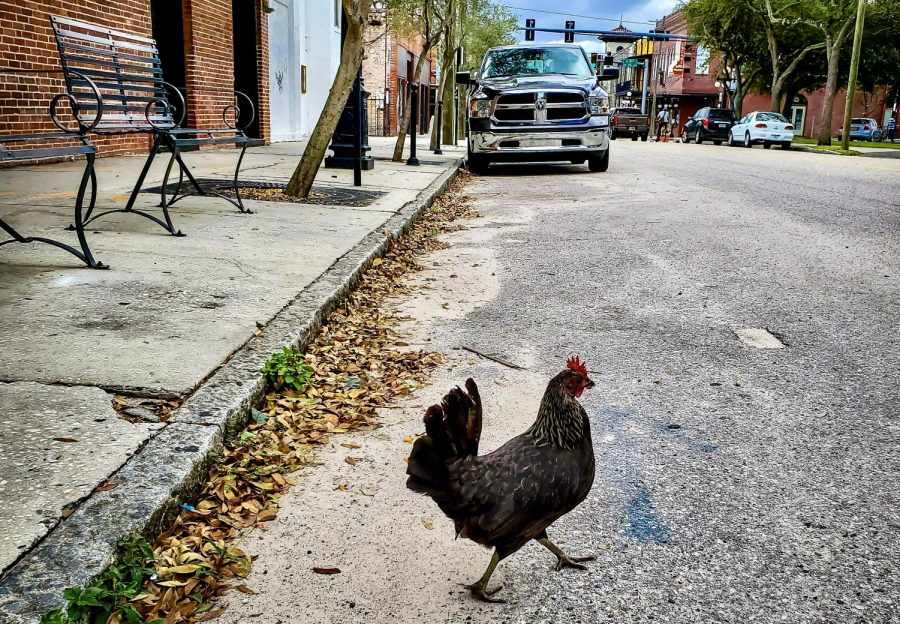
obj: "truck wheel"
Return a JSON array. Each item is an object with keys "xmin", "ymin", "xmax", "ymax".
[
  {"xmin": 641, "ymin": 134, "xmax": 648, "ymax": 141},
  {"xmin": 467, "ymin": 153, "xmax": 489, "ymax": 174},
  {"xmin": 588, "ymin": 149, "xmax": 609, "ymax": 172},
  {"xmin": 609, "ymin": 130, "xmax": 617, "ymax": 140},
  {"xmin": 631, "ymin": 134, "xmax": 638, "ymax": 141}
]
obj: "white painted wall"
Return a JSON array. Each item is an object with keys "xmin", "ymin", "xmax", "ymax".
[{"xmin": 267, "ymin": 0, "xmax": 342, "ymax": 141}]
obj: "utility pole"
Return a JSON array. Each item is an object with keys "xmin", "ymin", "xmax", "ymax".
[{"xmin": 841, "ymin": 0, "xmax": 867, "ymax": 151}]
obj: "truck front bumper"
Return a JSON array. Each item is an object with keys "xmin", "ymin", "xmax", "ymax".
[{"xmin": 469, "ymin": 121, "xmax": 609, "ymax": 161}]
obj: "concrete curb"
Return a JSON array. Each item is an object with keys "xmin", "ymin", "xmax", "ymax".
[{"xmin": 0, "ymin": 158, "xmax": 464, "ymax": 622}]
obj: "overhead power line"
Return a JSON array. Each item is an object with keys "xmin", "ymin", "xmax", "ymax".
[{"xmin": 503, "ymin": 5, "xmax": 656, "ymax": 26}]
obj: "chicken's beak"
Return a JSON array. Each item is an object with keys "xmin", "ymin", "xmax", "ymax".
[{"xmin": 584, "ymin": 377, "xmax": 596, "ymax": 390}]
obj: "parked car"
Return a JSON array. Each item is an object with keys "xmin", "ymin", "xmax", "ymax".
[
  {"xmin": 729, "ymin": 111, "xmax": 794, "ymax": 149},
  {"xmin": 682, "ymin": 107, "xmax": 736, "ymax": 144},
  {"xmin": 457, "ymin": 43, "xmax": 618, "ymax": 173},
  {"xmin": 837, "ymin": 118, "xmax": 883, "ymax": 142},
  {"xmin": 610, "ymin": 107, "xmax": 649, "ymax": 141}
]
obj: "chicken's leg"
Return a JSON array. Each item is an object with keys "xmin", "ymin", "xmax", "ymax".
[
  {"xmin": 464, "ymin": 550, "xmax": 505, "ymax": 603},
  {"xmin": 537, "ymin": 537, "xmax": 596, "ymax": 571}
]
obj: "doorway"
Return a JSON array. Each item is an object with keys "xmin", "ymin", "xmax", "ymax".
[
  {"xmin": 150, "ymin": 0, "xmax": 187, "ymax": 120},
  {"xmin": 790, "ymin": 106, "xmax": 806, "ymax": 136},
  {"xmin": 267, "ymin": 0, "xmax": 302, "ymax": 141},
  {"xmin": 232, "ymin": 0, "xmax": 261, "ymax": 140}
]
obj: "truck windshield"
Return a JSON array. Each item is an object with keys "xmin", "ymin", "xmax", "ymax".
[{"xmin": 482, "ymin": 47, "xmax": 593, "ymax": 79}]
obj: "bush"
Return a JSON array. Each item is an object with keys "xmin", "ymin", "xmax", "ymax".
[{"xmin": 261, "ymin": 346, "xmax": 314, "ymax": 393}]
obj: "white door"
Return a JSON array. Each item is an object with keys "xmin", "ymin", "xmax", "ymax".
[
  {"xmin": 268, "ymin": 0, "xmax": 302, "ymax": 141},
  {"xmin": 790, "ymin": 106, "xmax": 806, "ymax": 136}
]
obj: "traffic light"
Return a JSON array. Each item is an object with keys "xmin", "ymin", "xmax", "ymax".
[
  {"xmin": 565, "ymin": 20, "xmax": 575, "ymax": 43},
  {"xmin": 525, "ymin": 18, "xmax": 535, "ymax": 42}
]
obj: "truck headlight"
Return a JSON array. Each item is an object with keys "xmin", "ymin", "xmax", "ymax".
[
  {"xmin": 469, "ymin": 98, "xmax": 491, "ymax": 118},
  {"xmin": 587, "ymin": 96, "xmax": 609, "ymax": 116}
]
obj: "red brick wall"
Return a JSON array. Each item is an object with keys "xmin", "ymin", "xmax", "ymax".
[
  {"xmin": 0, "ymin": 0, "xmax": 153, "ymax": 154},
  {"xmin": 1, "ymin": 0, "xmax": 271, "ymax": 158},
  {"xmin": 183, "ymin": 0, "xmax": 233, "ymax": 130},
  {"xmin": 254, "ymin": 0, "xmax": 269, "ymax": 142}
]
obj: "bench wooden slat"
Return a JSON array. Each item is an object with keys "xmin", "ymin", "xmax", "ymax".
[
  {"xmin": 52, "ymin": 15, "xmax": 157, "ymax": 46},
  {"xmin": 64, "ymin": 53, "xmax": 163, "ymax": 74},
  {"xmin": 57, "ymin": 41, "xmax": 160, "ymax": 65},
  {"xmin": 69, "ymin": 68, "xmax": 163, "ymax": 86},
  {"xmin": 55, "ymin": 27, "xmax": 158, "ymax": 55}
]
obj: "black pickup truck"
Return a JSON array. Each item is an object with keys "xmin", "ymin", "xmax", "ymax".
[{"xmin": 457, "ymin": 44, "xmax": 618, "ymax": 173}]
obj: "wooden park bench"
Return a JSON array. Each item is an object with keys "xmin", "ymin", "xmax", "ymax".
[
  {"xmin": 0, "ymin": 68, "xmax": 106, "ymax": 268},
  {"xmin": 49, "ymin": 15, "xmax": 256, "ymax": 236}
]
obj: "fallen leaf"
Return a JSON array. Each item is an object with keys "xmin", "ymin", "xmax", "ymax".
[
  {"xmin": 235, "ymin": 584, "xmax": 257, "ymax": 595},
  {"xmin": 335, "ymin": 483, "xmax": 348, "ymax": 492},
  {"xmin": 96, "ymin": 481, "xmax": 119, "ymax": 492},
  {"xmin": 344, "ymin": 457, "xmax": 357, "ymax": 466},
  {"xmin": 422, "ymin": 519, "xmax": 434, "ymax": 530},
  {"xmin": 340, "ymin": 442, "xmax": 362, "ymax": 449},
  {"xmin": 196, "ymin": 608, "xmax": 227, "ymax": 622},
  {"xmin": 313, "ymin": 567, "xmax": 341, "ymax": 575},
  {"xmin": 53, "ymin": 437, "xmax": 78, "ymax": 443},
  {"xmin": 403, "ymin": 436, "xmax": 414, "ymax": 443}
]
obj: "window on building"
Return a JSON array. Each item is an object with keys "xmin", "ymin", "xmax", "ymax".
[
  {"xmin": 335, "ymin": 0, "xmax": 340, "ymax": 27},
  {"xmin": 695, "ymin": 45, "xmax": 709, "ymax": 75}
]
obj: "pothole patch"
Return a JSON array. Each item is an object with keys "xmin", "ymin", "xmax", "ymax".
[{"xmin": 735, "ymin": 327, "xmax": 785, "ymax": 349}]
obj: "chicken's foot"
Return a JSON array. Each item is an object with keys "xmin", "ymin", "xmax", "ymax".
[
  {"xmin": 464, "ymin": 551, "xmax": 506, "ymax": 603},
  {"xmin": 537, "ymin": 537, "xmax": 596, "ymax": 572}
]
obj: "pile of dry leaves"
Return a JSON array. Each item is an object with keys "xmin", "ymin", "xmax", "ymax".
[{"xmin": 129, "ymin": 172, "xmax": 476, "ymax": 623}]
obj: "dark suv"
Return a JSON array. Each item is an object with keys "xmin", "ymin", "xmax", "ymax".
[{"xmin": 682, "ymin": 107, "xmax": 736, "ymax": 145}]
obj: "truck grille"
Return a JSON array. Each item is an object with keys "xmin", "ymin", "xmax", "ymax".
[{"xmin": 493, "ymin": 91, "xmax": 587, "ymax": 123}]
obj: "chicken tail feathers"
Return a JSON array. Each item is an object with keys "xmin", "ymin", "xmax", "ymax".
[{"xmin": 406, "ymin": 379, "xmax": 482, "ymax": 495}]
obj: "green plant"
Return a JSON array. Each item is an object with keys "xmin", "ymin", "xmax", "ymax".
[
  {"xmin": 41, "ymin": 533, "xmax": 157, "ymax": 624},
  {"xmin": 261, "ymin": 346, "xmax": 314, "ymax": 393}
]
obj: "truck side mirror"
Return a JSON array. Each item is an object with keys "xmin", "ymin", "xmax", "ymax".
[
  {"xmin": 456, "ymin": 71, "xmax": 472, "ymax": 85},
  {"xmin": 598, "ymin": 67, "xmax": 619, "ymax": 81}
]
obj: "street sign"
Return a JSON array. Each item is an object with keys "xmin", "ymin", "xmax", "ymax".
[
  {"xmin": 619, "ymin": 58, "xmax": 640, "ymax": 68},
  {"xmin": 525, "ymin": 19, "xmax": 535, "ymax": 42},
  {"xmin": 564, "ymin": 20, "xmax": 575, "ymax": 43}
]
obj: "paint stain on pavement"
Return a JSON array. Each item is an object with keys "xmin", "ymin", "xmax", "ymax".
[{"xmin": 625, "ymin": 483, "xmax": 670, "ymax": 544}]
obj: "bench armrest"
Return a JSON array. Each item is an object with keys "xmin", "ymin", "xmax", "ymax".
[
  {"xmin": 0, "ymin": 67, "xmax": 105, "ymax": 133},
  {"xmin": 165, "ymin": 85, "xmax": 257, "ymax": 131}
]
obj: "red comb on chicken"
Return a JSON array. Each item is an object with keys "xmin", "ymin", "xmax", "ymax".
[{"xmin": 406, "ymin": 356, "xmax": 597, "ymax": 602}]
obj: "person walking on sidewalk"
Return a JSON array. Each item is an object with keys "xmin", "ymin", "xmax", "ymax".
[
  {"xmin": 656, "ymin": 107, "xmax": 670, "ymax": 141},
  {"xmin": 888, "ymin": 115, "xmax": 896, "ymax": 143}
]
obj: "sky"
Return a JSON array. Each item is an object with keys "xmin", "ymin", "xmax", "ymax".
[{"xmin": 499, "ymin": 0, "xmax": 681, "ymax": 54}]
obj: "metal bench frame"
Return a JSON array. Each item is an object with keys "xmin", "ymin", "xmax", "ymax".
[
  {"xmin": 0, "ymin": 68, "xmax": 106, "ymax": 268},
  {"xmin": 50, "ymin": 15, "xmax": 256, "ymax": 237}
]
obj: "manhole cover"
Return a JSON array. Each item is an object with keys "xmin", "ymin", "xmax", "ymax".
[
  {"xmin": 735, "ymin": 328, "xmax": 785, "ymax": 349},
  {"xmin": 141, "ymin": 178, "xmax": 386, "ymax": 207}
]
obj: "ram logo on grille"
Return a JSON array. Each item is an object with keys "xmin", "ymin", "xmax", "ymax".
[{"xmin": 535, "ymin": 98, "xmax": 547, "ymax": 111}]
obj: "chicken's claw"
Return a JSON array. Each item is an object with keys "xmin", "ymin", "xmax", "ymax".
[
  {"xmin": 554, "ymin": 554, "xmax": 596, "ymax": 572},
  {"xmin": 464, "ymin": 582, "xmax": 506, "ymax": 603}
]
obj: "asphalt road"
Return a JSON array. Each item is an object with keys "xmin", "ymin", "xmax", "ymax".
[{"xmin": 224, "ymin": 142, "xmax": 899, "ymax": 624}]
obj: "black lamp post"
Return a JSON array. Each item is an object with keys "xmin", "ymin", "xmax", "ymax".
[{"xmin": 407, "ymin": 83, "xmax": 420, "ymax": 166}]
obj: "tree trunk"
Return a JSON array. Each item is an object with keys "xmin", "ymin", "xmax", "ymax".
[
  {"xmin": 817, "ymin": 51, "xmax": 841, "ymax": 145},
  {"xmin": 391, "ymin": 41, "xmax": 433, "ymax": 162},
  {"xmin": 284, "ymin": 2, "xmax": 371, "ymax": 198}
]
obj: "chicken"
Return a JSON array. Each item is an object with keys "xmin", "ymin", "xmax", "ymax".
[{"xmin": 406, "ymin": 356, "xmax": 596, "ymax": 602}]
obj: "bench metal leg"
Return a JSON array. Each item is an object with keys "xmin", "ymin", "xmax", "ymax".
[
  {"xmin": 209, "ymin": 139, "xmax": 251, "ymax": 214},
  {"xmin": 78, "ymin": 134, "xmax": 184, "ymax": 236},
  {"xmin": 161, "ymin": 137, "xmax": 251, "ymax": 215},
  {"xmin": 2, "ymin": 153, "xmax": 106, "ymax": 269}
]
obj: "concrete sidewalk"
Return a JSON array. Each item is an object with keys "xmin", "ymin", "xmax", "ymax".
[{"xmin": 0, "ymin": 136, "xmax": 464, "ymax": 621}]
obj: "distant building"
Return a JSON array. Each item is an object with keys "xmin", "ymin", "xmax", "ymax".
[
  {"xmin": 646, "ymin": 7, "xmax": 892, "ymax": 138},
  {"xmin": 362, "ymin": 7, "xmax": 436, "ymax": 137}
]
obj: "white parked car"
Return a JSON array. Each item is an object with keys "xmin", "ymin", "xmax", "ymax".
[{"xmin": 729, "ymin": 111, "xmax": 794, "ymax": 149}]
